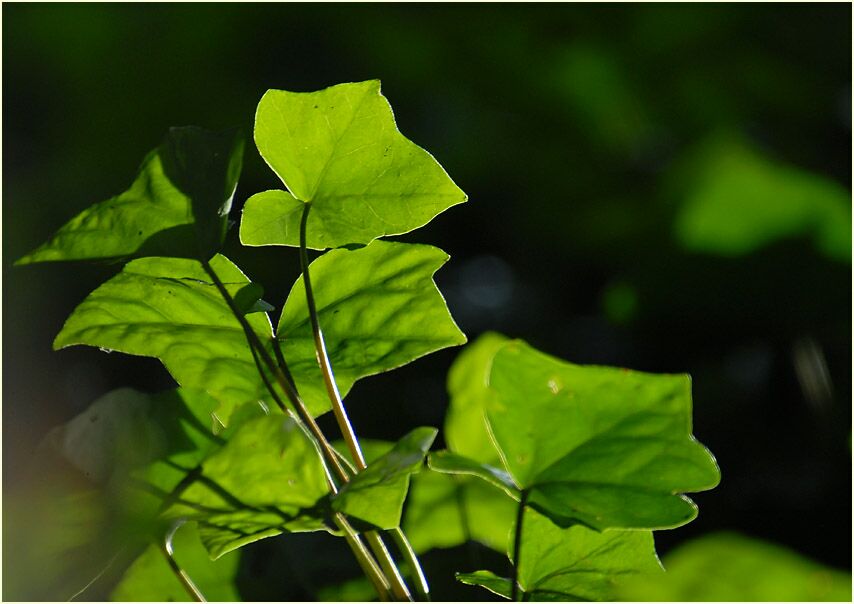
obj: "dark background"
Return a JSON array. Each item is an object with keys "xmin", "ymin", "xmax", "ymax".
[{"xmin": 4, "ymin": 3, "xmax": 851, "ymax": 600}]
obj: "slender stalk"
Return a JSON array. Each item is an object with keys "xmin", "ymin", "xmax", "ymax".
[
  {"xmin": 298, "ymin": 203, "xmax": 366, "ymax": 468},
  {"xmin": 334, "ymin": 515, "xmax": 393, "ymax": 602},
  {"xmin": 390, "ymin": 527, "xmax": 431, "ymax": 601},
  {"xmin": 365, "ymin": 532, "xmax": 413, "ymax": 601},
  {"xmin": 161, "ymin": 524, "xmax": 206, "ymax": 602},
  {"xmin": 511, "ymin": 491, "xmax": 529, "ymax": 602},
  {"xmin": 203, "ymin": 260, "xmax": 399, "ymax": 600},
  {"xmin": 298, "ymin": 203, "xmax": 429, "ymax": 600}
]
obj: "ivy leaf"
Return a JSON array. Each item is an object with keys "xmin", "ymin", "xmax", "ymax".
[
  {"xmin": 487, "ymin": 340, "xmax": 720, "ymax": 530},
  {"xmin": 332, "ymin": 427, "xmax": 437, "ymax": 530},
  {"xmin": 278, "ymin": 240, "xmax": 466, "ymax": 413},
  {"xmin": 456, "ymin": 571, "xmax": 513, "ymax": 599},
  {"xmin": 17, "ymin": 127, "xmax": 243, "ymax": 265},
  {"xmin": 459, "ymin": 509, "xmax": 663, "ymax": 601},
  {"xmin": 444, "ymin": 332, "xmax": 509, "ymax": 465},
  {"xmin": 165, "ymin": 413, "xmax": 332, "ymax": 559},
  {"xmin": 618, "ymin": 532, "xmax": 852, "ymax": 602},
  {"xmin": 110, "ymin": 522, "xmax": 241, "ymax": 602},
  {"xmin": 428, "ymin": 451, "xmax": 518, "ymax": 499},
  {"xmin": 403, "ymin": 469, "xmax": 516, "ymax": 554},
  {"xmin": 53, "ymin": 254, "xmax": 276, "ymax": 426},
  {"xmin": 240, "ymin": 80, "xmax": 466, "ymax": 250}
]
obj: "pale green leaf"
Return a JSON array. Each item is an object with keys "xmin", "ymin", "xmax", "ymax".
[
  {"xmin": 618, "ymin": 532, "xmax": 852, "ymax": 602},
  {"xmin": 241, "ymin": 80, "xmax": 466, "ymax": 249},
  {"xmin": 278, "ymin": 240, "xmax": 466, "ymax": 413},
  {"xmin": 110, "ymin": 522, "xmax": 241, "ymax": 602},
  {"xmin": 487, "ymin": 340, "xmax": 720, "ymax": 530},
  {"xmin": 445, "ymin": 332, "xmax": 509, "ymax": 465},
  {"xmin": 333, "ymin": 427, "xmax": 436, "ymax": 530},
  {"xmin": 403, "ymin": 469, "xmax": 516, "ymax": 554},
  {"xmin": 52, "ymin": 254, "xmax": 280, "ymax": 426},
  {"xmin": 17, "ymin": 127, "xmax": 243, "ymax": 265}
]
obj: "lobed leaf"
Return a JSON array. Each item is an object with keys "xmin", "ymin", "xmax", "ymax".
[
  {"xmin": 332, "ymin": 427, "xmax": 436, "ymax": 530},
  {"xmin": 486, "ymin": 340, "xmax": 720, "ymax": 530},
  {"xmin": 240, "ymin": 80, "xmax": 466, "ymax": 250},
  {"xmin": 17, "ymin": 127, "xmax": 243, "ymax": 265},
  {"xmin": 52, "ymin": 254, "xmax": 277, "ymax": 426},
  {"xmin": 278, "ymin": 240, "xmax": 466, "ymax": 413}
]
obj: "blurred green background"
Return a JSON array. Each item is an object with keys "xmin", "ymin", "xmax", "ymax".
[{"xmin": 4, "ymin": 3, "xmax": 851, "ymax": 601}]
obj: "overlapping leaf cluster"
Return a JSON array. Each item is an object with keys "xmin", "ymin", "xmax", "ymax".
[{"xmin": 19, "ymin": 80, "xmax": 722, "ymax": 602}]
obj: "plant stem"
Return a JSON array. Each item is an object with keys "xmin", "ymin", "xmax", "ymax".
[
  {"xmin": 161, "ymin": 523, "xmax": 206, "ymax": 602},
  {"xmin": 298, "ymin": 203, "xmax": 366, "ymax": 468},
  {"xmin": 333, "ymin": 515, "xmax": 393, "ymax": 602},
  {"xmin": 510, "ymin": 491, "xmax": 529, "ymax": 602},
  {"xmin": 298, "ymin": 203, "xmax": 430, "ymax": 600}
]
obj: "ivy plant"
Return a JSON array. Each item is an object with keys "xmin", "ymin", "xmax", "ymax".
[{"xmin": 18, "ymin": 80, "xmax": 721, "ymax": 602}]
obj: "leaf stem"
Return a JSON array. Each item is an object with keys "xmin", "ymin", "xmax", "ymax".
[
  {"xmin": 161, "ymin": 522, "xmax": 206, "ymax": 602},
  {"xmin": 299, "ymin": 203, "xmax": 430, "ymax": 600},
  {"xmin": 510, "ymin": 491, "xmax": 529, "ymax": 602}
]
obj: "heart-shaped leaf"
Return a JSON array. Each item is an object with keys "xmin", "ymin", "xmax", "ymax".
[
  {"xmin": 486, "ymin": 340, "xmax": 720, "ymax": 531},
  {"xmin": 53, "ymin": 255, "xmax": 278, "ymax": 426},
  {"xmin": 17, "ymin": 127, "xmax": 243, "ymax": 265},
  {"xmin": 278, "ymin": 240, "xmax": 466, "ymax": 413},
  {"xmin": 240, "ymin": 80, "xmax": 466, "ymax": 250},
  {"xmin": 332, "ymin": 427, "xmax": 436, "ymax": 530}
]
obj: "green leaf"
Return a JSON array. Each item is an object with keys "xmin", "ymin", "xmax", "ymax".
[
  {"xmin": 672, "ymin": 134, "xmax": 851, "ymax": 262},
  {"xmin": 445, "ymin": 332, "xmax": 509, "ymax": 465},
  {"xmin": 110, "ymin": 522, "xmax": 241, "ymax": 602},
  {"xmin": 53, "ymin": 254, "xmax": 277, "ymax": 425},
  {"xmin": 456, "ymin": 571, "xmax": 513, "ymax": 599},
  {"xmin": 333, "ymin": 427, "xmax": 437, "ymax": 530},
  {"xmin": 428, "ymin": 451, "xmax": 519, "ymax": 499},
  {"xmin": 459, "ymin": 510, "xmax": 663, "ymax": 601},
  {"xmin": 278, "ymin": 240, "xmax": 466, "ymax": 413},
  {"xmin": 17, "ymin": 127, "xmax": 243, "ymax": 265},
  {"xmin": 403, "ymin": 469, "xmax": 516, "ymax": 554},
  {"xmin": 241, "ymin": 80, "xmax": 466, "ymax": 250},
  {"xmin": 487, "ymin": 340, "xmax": 720, "ymax": 530},
  {"xmin": 619, "ymin": 532, "xmax": 852, "ymax": 602},
  {"xmin": 162, "ymin": 413, "xmax": 332, "ymax": 559}
]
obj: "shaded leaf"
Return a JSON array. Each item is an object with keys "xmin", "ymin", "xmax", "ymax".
[
  {"xmin": 165, "ymin": 413, "xmax": 332, "ymax": 559},
  {"xmin": 445, "ymin": 332, "xmax": 509, "ymax": 465},
  {"xmin": 110, "ymin": 522, "xmax": 241, "ymax": 602},
  {"xmin": 17, "ymin": 127, "xmax": 243, "ymax": 265},
  {"xmin": 53, "ymin": 254, "xmax": 278, "ymax": 425},
  {"xmin": 241, "ymin": 80, "xmax": 466, "ymax": 250},
  {"xmin": 618, "ymin": 532, "xmax": 852, "ymax": 602},
  {"xmin": 333, "ymin": 427, "xmax": 437, "ymax": 530},
  {"xmin": 278, "ymin": 240, "xmax": 466, "ymax": 413}
]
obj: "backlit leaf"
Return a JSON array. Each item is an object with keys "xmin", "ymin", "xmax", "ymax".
[
  {"xmin": 278, "ymin": 240, "xmax": 466, "ymax": 413},
  {"xmin": 333, "ymin": 427, "xmax": 436, "ymax": 530},
  {"xmin": 241, "ymin": 80, "xmax": 466, "ymax": 249},
  {"xmin": 52, "ymin": 254, "xmax": 277, "ymax": 426},
  {"xmin": 486, "ymin": 340, "xmax": 720, "ymax": 530}
]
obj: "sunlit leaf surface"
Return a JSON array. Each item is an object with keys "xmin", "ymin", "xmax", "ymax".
[{"xmin": 241, "ymin": 80, "xmax": 466, "ymax": 249}]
